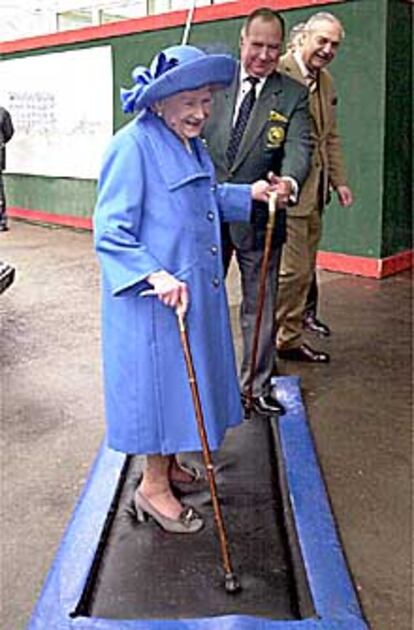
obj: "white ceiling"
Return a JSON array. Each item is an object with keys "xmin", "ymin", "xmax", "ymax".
[{"xmin": 0, "ymin": 0, "xmax": 146, "ymax": 41}]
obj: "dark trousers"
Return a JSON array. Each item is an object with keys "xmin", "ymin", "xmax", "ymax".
[
  {"xmin": 305, "ymin": 273, "xmax": 318, "ymax": 317},
  {"xmin": 0, "ymin": 171, "xmax": 7, "ymax": 227},
  {"xmin": 222, "ymin": 224, "xmax": 281, "ymax": 397}
]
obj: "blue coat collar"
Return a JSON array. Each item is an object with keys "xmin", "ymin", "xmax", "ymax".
[{"xmin": 137, "ymin": 112, "xmax": 212, "ymax": 191}]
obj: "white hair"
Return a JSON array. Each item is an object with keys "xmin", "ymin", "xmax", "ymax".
[
  {"xmin": 304, "ymin": 12, "xmax": 345, "ymax": 39},
  {"xmin": 288, "ymin": 22, "xmax": 306, "ymax": 44}
]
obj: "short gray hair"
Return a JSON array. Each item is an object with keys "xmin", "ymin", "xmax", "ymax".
[{"xmin": 304, "ymin": 12, "xmax": 345, "ymax": 39}]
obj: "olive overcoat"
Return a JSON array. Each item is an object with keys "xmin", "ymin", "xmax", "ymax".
[{"xmin": 94, "ymin": 111, "xmax": 251, "ymax": 455}]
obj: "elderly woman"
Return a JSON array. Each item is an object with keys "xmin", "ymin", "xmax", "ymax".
[{"xmin": 94, "ymin": 45, "xmax": 273, "ymax": 534}]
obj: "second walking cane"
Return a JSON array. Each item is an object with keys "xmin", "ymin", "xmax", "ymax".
[
  {"xmin": 245, "ymin": 191, "xmax": 278, "ymax": 417},
  {"xmin": 176, "ymin": 307, "xmax": 241, "ymax": 594}
]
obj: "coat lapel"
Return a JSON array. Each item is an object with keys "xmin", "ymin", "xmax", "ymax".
[
  {"xmin": 279, "ymin": 52, "xmax": 322, "ymax": 135},
  {"xmin": 214, "ymin": 78, "xmax": 239, "ymax": 168},
  {"xmin": 232, "ymin": 73, "xmax": 283, "ymax": 171},
  {"xmin": 317, "ymin": 71, "xmax": 330, "ymax": 137}
]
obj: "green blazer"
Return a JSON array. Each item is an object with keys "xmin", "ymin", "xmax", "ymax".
[
  {"xmin": 278, "ymin": 52, "xmax": 348, "ymax": 217},
  {"xmin": 204, "ymin": 65, "xmax": 311, "ymax": 249}
]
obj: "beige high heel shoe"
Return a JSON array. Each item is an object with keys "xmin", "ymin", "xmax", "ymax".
[{"xmin": 134, "ymin": 490, "xmax": 204, "ymax": 534}]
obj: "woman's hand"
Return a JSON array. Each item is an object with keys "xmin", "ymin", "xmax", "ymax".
[
  {"xmin": 252, "ymin": 175, "xmax": 292, "ymax": 207},
  {"xmin": 251, "ymin": 179, "xmax": 289, "ymax": 205},
  {"xmin": 251, "ymin": 179, "xmax": 274, "ymax": 202},
  {"xmin": 144, "ymin": 270, "xmax": 189, "ymax": 315}
]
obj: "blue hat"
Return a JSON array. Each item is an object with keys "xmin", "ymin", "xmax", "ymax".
[{"xmin": 121, "ymin": 45, "xmax": 236, "ymax": 114}]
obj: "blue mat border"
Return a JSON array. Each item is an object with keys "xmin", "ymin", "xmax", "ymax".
[{"xmin": 28, "ymin": 376, "xmax": 368, "ymax": 630}]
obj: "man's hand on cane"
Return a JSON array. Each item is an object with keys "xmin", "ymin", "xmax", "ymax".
[{"xmin": 267, "ymin": 171, "xmax": 294, "ymax": 207}]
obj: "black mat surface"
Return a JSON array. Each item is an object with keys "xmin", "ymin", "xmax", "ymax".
[{"xmin": 83, "ymin": 416, "xmax": 302, "ymax": 620}]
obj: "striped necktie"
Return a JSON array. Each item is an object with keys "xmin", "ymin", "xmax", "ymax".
[
  {"xmin": 226, "ymin": 76, "xmax": 259, "ymax": 167},
  {"xmin": 305, "ymin": 71, "xmax": 318, "ymax": 93}
]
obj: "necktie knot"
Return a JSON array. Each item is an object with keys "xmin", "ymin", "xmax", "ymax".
[
  {"xmin": 305, "ymin": 71, "xmax": 318, "ymax": 93},
  {"xmin": 246, "ymin": 76, "xmax": 260, "ymax": 88}
]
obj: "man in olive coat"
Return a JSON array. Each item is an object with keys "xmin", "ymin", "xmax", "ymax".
[
  {"xmin": 276, "ymin": 12, "xmax": 353, "ymax": 362},
  {"xmin": 0, "ymin": 105, "xmax": 14, "ymax": 232},
  {"xmin": 204, "ymin": 8, "xmax": 311, "ymax": 416}
]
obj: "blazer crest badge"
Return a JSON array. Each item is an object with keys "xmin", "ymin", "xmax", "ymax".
[{"xmin": 267, "ymin": 125, "xmax": 285, "ymax": 148}]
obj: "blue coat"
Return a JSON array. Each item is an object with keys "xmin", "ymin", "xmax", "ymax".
[{"xmin": 94, "ymin": 111, "xmax": 251, "ymax": 455}]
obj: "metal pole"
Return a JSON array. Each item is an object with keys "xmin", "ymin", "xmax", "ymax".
[
  {"xmin": 181, "ymin": 0, "xmax": 196, "ymax": 45},
  {"xmin": 176, "ymin": 310, "xmax": 241, "ymax": 593},
  {"xmin": 245, "ymin": 191, "xmax": 278, "ymax": 416}
]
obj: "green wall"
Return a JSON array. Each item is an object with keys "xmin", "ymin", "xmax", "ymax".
[
  {"xmin": 284, "ymin": 0, "xmax": 387, "ymax": 258},
  {"xmin": 6, "ymin": 175, "xmax": 96, "ymax": 218},
  {"xmin": 2, "ymin": 0, "xmax": 413, "ymax": 260},
  {"xmin": 382, "ymin": 0, "xmax": 413, "ymax": 258}
]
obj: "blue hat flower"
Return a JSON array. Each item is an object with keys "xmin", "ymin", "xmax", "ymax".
[{"xmin": 121, "ymin": 45, "xmax": 236, "ymax": 114}]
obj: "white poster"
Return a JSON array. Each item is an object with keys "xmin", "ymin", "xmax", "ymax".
[{"xmin": 0, "ymin": 46, "xmax": 113, "ymax": 179}]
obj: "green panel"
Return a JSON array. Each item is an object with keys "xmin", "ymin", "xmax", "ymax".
[
  {"xmin": 5, "ymin": 174, "xmax": 96, "ymax": 218},
  {"xmin": 281, "ymin": 0, "xmax": 387, "ymax": 258},
  {"xmin": 382, "ymin": 0, "xmax": 413, "ymax": 257}
]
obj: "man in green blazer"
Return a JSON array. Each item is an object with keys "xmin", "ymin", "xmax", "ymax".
[
  {"xmin": 204, "ymin": 8, "xmax": 311, "ymax": 416},
  {"xmin": 276, "ymin": 12, "xmax": 353, "ymax": 363}
]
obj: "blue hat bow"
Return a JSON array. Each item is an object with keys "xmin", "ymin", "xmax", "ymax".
[{"xmin": 120, "ymin": 53, "xmax": 179, "ymax": 114}]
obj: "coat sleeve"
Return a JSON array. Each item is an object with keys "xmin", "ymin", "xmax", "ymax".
[
  {"xmin": 215, "ymin": 182, "xmax": 252, "ymax": 224},
  {"xmin": 280, "ymin": 83, "xmax": 312, "ymax": 189},
  {"xmin": 2, "ymin": 109, "xmax": 14, "ymax": 144},
  {"xmin": 93, "ymin": 130, "xmax": 163, "ymax": 297}
]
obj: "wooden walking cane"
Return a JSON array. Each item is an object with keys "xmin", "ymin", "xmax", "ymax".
[
  {"xmin": 245, "ymin": 191, "xmax": 278, "ymax": 417},
  {"xmin": 176, "ymin": 307, "xmax": 241, "ymax": 594}
]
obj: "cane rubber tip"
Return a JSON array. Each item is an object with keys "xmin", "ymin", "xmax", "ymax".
[{"xmin": 224, "ymin": 572, "xmax": 241, "ymax": 594}]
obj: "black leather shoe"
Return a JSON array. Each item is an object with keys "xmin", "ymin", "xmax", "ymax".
[
  {"xmin": 303, "ymin": 312, "xmax": 331, "ymax": 337},
  {"xmin": 278, "ymin": 343, "xmax": 330, "ymax": 363},
  {"xmin": 242, "ymin": 393, "xmax": 285, "ymax": 416}
]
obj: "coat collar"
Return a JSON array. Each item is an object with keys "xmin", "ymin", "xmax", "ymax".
[
  {"xmin": 137, "ymin": 112, "xmax": 211, "ymax": 191},
  {"xmin": 279, "ymin": 51, "xmax": 306, "ymax": 86}
]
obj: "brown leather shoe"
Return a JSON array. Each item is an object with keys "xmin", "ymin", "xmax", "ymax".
[{"xmin": 278, "ymin": 343, "xmax": 330, "ymax": 363}]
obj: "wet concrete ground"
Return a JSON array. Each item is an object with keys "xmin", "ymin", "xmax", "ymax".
[{"xmin": 0, "ymin": 219, "xmax": 412, "ymax": 630}]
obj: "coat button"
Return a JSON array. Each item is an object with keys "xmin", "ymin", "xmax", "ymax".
[
  {"xmin": 210, "ymin": 244, "xmax": 218, "ymax": 255},
  {"xmin": 207, "ymin": 211, "xmax": 214, "ymax": 221},
  {"xmin": 212, "ymin": 276, "xmax": 220, "ymax": 288}
]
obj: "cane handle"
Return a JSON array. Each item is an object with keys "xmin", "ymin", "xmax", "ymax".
[
  {"xmin": 268, "ymin": 191, "xmax": 277, "ymax": 230},
  {"xmin": 176, "ymin": 303, "xmax": 186, "ymax": 331},
  {"xmin": 176, "ymin": 307, "xmax": 186, "ymax": 331}
]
